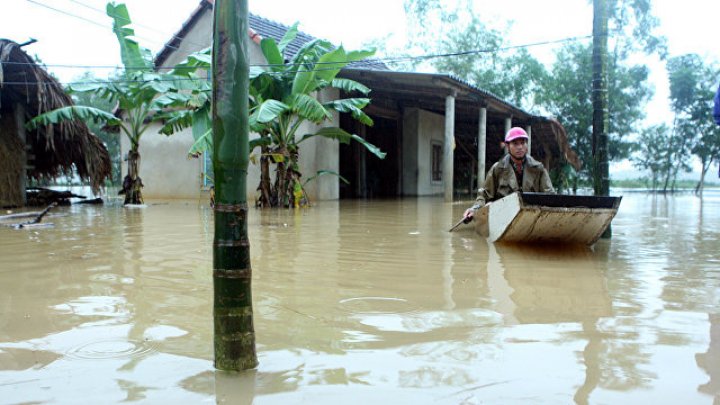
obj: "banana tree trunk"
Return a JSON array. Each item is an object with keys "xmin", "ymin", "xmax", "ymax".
[
  {"xmin": 121, "ymin": 147, "xmax": 143, "ymax": 205},
  {"xmin": 257, "ymin": 147, "xmax": 274, "ymax": 207},
  {"xmin": 212, "ymin": 0, "xmax": 258, "ymax": 371}
]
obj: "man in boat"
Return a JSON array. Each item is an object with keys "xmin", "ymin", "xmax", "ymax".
[{"xmin": 463, "ymin": 127, "xmax": 555, "ymax": 221}]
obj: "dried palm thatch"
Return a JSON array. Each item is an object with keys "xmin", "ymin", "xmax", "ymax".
[
  {"xmin": 0, "ymin": 115, "xmax": 24, "ymax": 205},
  {"xmin": 532, "ymin": 118, "xmax": 582, "ymax": 171},
  {"xmin": 0, "ymin": 38, "xmax": 111, "ymax": 205}
]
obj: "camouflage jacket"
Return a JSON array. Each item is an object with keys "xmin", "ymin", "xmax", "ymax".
[{"xmin": 473, "ymin": 154, "xmax": 554, "ymax": 208}]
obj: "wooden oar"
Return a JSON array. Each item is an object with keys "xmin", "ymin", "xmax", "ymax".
[{"xmin": 448, "ymin": 216, "xmax": 472, "ymax": 232}]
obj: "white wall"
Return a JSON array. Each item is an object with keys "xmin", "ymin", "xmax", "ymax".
[
  {"xmin": 121, "ymin": 9, "xmax": 340, "ymax": 202},
  {"xmin": 402, "ymin": 108, "xmax": 445, "ymax": 196}
]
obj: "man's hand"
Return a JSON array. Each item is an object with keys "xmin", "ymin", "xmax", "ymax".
[{"xmin": 463, "ymin": 208, "xmax": 475, "ymax": 222}]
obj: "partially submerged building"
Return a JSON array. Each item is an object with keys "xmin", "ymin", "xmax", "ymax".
[
  {"xmin": 135, "ymin": 0, "xmax": 578, "ymax": 202},
  {"xmin": 0, "ymin": 39, "xmax": 111, "ymax": 207}
]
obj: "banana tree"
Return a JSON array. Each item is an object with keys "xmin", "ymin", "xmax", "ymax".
[
  {"xmin": 250, "ymin": 25, "xmax": 385, "ymax": 207},
  {"xmin": 176, "ymin": 25, "xmax": 385, "ymax": 207},
  {"xmin": 27, "ymin": 2, "xmax": 204, "ymax": 205}
]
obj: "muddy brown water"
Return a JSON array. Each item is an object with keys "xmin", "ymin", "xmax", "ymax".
[{"xmin": 1, "ymin": 191, "xmax": 718, "ymax": 404}]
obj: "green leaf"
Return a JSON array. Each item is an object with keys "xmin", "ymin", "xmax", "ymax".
[
  {"xmin": 188, "ymin": 128, "xmax": 212, "ymax": 158},
  {"xmin": 191, "ymin": 106, "xmax": 211, "ymax": 143},
  {"xmin": 68, "ymin": 82, "xmax": 107, "ymax": 93},
  {"xmin": 26, "ymin": 106, "xmax": 121, "ymax": 130},
  {"xmin": 331, "ymin": 78, "xmax": 371, "ymax": 95},
  {"xmin": 345, "ymin": 49, "xmax": 376, "ymax": 63},
  {"xmin": 293, "ymin": 94, "xmax": 331, "ymax": 122},
  {"xmin": 326, "ymin": 98, "xmax": 373, "ymax": 126},
  {"xmin": 291, "ymin": 62, "xmax": 317, "ymax": 96},
  {"xmin": 303, "ymin": 170, "xmax": 350, "ymax": 186},
  {"xmin": 277, "ymin": 23, "xmax": 299, "ymax": 54},
  {"xmin": 153, "ymin": 92, "xmax": 191, "ymax": 108},
  {"xmin": 249, "ymin": 136, "xmax": 272, "ymax": 151},
  {"xmin": 157, "ymin": 109, "xmax": 192, "ymax": 135},
  {"xmin": 106, "ymin": 2, "xmax": 152, "ymax": 73},
  {"xmin": 253, "ymin": 99, "xmax": 290, "ymax": 123},
  {"xmin": 299, "ymin": 127, "xmax": 386, "ymax": 159},
  {"xmin": 261, "ymin": 38, "xmax": 284, "ymax": 72},
  {"xmin": 314, "ymin": 46, "xmax": 350, "ymax": 83},
  {"xmin": 171, "ymin": 48, "xmax": 212, "ymax": 76}
]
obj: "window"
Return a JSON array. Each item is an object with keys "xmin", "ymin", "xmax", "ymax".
[{"xmin": 432, "ymin": 142, "xmax": 442, "ymax": 182}]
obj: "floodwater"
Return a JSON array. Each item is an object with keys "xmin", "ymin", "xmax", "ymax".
[{"xmin": 0, "ymin": 191, "xmax": 718, "ymax": 404}]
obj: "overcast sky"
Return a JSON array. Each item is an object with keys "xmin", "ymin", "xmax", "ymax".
[
  {"xmin": 4, "ymin": 0, "xmax": 717, "ymax": 121},
  {"xmin": 3, "ymin": 0, "xmax": 717, "ymax": 175}
]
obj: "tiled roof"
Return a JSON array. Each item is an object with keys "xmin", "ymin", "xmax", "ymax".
[{"xmin": 155, "ymin": 0, "xmax": 387, "ymax": 70}]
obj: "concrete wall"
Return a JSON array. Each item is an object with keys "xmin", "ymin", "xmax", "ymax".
[
  {"xmin": 402, "ymin": 108, "xmax": 446, "ymax": 196},
  {"xmin": 121, "ymin": 10, "xmax": 340, "ymax": 202}
]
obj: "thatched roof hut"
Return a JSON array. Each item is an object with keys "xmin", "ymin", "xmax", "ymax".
[{"xmin": 0, "ymin": 39, "xmax": 111, "ymax": 207}]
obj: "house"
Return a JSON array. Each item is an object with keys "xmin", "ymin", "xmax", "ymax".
[
  {"xmin": 0, "ymin": 39, "xmax": 111, "ymax": 207},
  {"xmin": 134, "ymin": 0, "xmax": 578, "ymax": 203}
]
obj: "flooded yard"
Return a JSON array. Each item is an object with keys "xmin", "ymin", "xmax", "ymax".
[{"xmin": 1, "ymin": 191, "xmax": 719, "ymax": 404}]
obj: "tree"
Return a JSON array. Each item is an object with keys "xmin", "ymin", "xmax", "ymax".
[
  {"xmin": 177, "ymin": 25, "xmax": 385, "ymax": 208},
  {"xmin": 538, "ymin": 42, "xmax": 651, "ymax": 190},
  {"xmin": 666, "ymin": 54, "xmax": 720, "ymax": 194},
  {"xmin": 401, "ymin": 0, "xmax": 548, "ymax": 107},
  {"xmin": 211, "ymin": 0, "xmax": 257, "ymax": 371},
  {"xmin": 248, "ymin": 27, "xmax": 385, "ymax": 207},
  {"xmin": 28, "ymin": 2, "xmax": 206, "ymax": 205},
  {"xmin": 70, "ymin": 71, "xmax": 122, "ymax": 186},
  {"xmin": 632, "ymin": 124, "xmax": 680, "ymax": 190}
]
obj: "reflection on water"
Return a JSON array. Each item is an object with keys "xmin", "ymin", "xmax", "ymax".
[{"xmin": 0, "ymin": 191, "xmax": 719, "ymax": 404}]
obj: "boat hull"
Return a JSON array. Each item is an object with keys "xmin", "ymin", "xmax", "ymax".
[{"xmin": 475, "ymin": 192, "xmax": 622, "ymax": 245}]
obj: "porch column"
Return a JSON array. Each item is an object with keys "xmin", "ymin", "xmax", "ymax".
[
  {"xmin": 503, "ymin": 117, "xmax": 512, "ymax": 155},
  {"xmin": 444, "ymin": 93, "xmax": 456, "ymax": 202},
  {"xmin": 525, "ymin": 124, "xmax": 532, "ymax": 154},
  {"xmin": 478, "ymin": 107, "xmax": 487, "ymax": 184}
]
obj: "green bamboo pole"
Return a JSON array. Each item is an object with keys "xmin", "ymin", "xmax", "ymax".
[{"xmin": 212, "ymin": 0, "xmax": 258, "ymax": 370}]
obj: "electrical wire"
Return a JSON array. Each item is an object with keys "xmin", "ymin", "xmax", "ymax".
[
  {"xmin": 3, "ymin": 34, "xmax": 593, "ymax": 84},
  {"xmin": 25, "ymin": 0, "xmax": 178, "ymax": 49},
  {"xmin": 12, "ymin": 0, "xmax": 595, "ymax": 86}
]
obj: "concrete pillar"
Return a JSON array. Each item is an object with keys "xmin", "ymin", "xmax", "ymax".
[
  {"xmin": 444, "ymin": 94, "xmax": 455, "ymax": 202},
  {"xmin": 503, "ymin": 117, "xmax": 512, "ymax": 156},
  {"xmin": 525, "ymin": 124, "xmax": 532, "ymax": 154},
  {"xmin": 478, "ymin": 107, "xmax": 487, "ymax": 185}
]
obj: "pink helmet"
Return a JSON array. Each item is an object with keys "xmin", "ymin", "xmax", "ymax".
[{"xmin": 505, "ymin": 127, "xmax": 529, "ymax": 143}]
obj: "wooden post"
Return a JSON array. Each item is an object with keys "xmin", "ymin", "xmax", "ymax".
[
  {"xmin": 15, "ymin": 103, "xmax": 27, "ymax": 206},
  {"xmin": 356, "ymin": 123, "xmax": 367, "ymax": 198},
  {"xmin": 444, "ymin": 93, "xmax": 456, "ymax": 202}
]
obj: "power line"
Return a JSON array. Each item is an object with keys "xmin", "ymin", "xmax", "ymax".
[
  {"xmin": 25, "ymin": 0, "xmax": 177, "ymax": 49},
  {"xmin": 4, "ymin": 33, "xmax": 592, "ymax": 74},
  {"xmin": 65, "ymin": 0, "xmax": 209, "ymax": 50}
]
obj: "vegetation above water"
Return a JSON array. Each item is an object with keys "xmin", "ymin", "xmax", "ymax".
[{"xmin": 610, "ymin": 178, "xmax": 719, "ymax": 190}]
